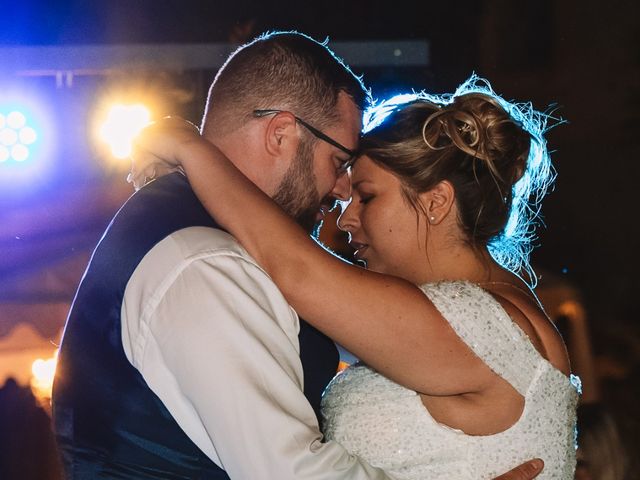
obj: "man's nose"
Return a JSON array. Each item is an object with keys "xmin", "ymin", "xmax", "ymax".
[
  {"xmin": 330, "ymin": 169, "xmax": 351, "ymax": 201},
  {"xmin": 337, "ymin": 197, "xmax": 358, "ymax": 233}
]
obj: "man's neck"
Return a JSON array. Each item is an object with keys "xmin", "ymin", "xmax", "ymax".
[{"xmin": 202, "ymin": 128, "xmax": 274, "ymax": 196}]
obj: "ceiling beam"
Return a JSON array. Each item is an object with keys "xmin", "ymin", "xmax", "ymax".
[{"xmin": 0, "ymin": 41, "xmax": 429, "ymax": 78}]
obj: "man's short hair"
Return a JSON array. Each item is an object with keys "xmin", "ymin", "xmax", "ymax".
[{"xmin": 202, "ymin": 31, "xmax": 369, "ymax": 136}]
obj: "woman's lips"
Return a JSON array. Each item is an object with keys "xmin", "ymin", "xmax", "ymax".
[{"xmin": 350, "ymin": 242, "xmax": 368, "ymax": 260}]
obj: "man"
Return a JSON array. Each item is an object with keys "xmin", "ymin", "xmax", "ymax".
[{"xmin": 53, "ymin": 31, "xmax": 542, "ymax": 479}]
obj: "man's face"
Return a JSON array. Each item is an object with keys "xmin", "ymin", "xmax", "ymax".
[
  {"xmin": 273, "ymin": 93, "xmax": 362, "ymax": 234},
  {"xmin": 272, "ymin": 136, "xmax": 319, "ymax": 232}
]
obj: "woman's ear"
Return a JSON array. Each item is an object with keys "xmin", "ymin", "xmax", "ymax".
[
  {"xmin": 418, "ymin": 180, "xmax": 455, "ymax": 225},
  {"xmin": 264, "ymin": 111, "xmax": 300, "ymax": 158}
]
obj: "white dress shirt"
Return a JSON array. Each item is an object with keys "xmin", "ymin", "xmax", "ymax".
[{"xmin": 121, "ymin": 226, "xmax": 393, "ymax": 479}]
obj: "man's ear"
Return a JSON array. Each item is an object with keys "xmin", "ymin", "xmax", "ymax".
[
  {"xmin": 418, "ymin": 180, "xmax": 455, "ymax": 225},
  {"xmin": 264, "ymin": 111, "xmax": 300, "ymax": 158}
]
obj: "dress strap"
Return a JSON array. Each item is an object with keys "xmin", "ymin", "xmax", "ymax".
[{"xmin": 419, "ymin": 281, "xmax": 544, "ymax": 396}]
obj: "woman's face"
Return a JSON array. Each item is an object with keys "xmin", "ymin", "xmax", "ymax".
[{"xmin": 338, "ymin": 155, "xmax": 429, "ymax": 283}]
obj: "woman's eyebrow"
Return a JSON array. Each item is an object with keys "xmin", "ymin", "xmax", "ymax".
[{"xmin": 351, "ymin": 179, "xmax": 374, "ymax": 189}]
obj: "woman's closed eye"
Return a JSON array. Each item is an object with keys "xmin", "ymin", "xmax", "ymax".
[{"xmin": 358, "ymin": 193, "xmax": 374, "ymax": 204}]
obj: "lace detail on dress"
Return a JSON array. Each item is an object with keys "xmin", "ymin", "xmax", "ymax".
[{"xmin": 322, "ymin": 281, "xmax": 579, "ymax": 480}]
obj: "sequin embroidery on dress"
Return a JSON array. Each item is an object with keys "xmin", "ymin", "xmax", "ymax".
[{"xmin": 321, "ymin": 281, "xmax": 580, "ymax": 479}]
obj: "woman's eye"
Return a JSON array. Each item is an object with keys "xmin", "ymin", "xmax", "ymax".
[{"xmin": 360, "ymin": 195, "xmax": 373, "ymax": 204}]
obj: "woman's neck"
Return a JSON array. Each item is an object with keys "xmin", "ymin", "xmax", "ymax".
[{"xmin": 414, "ymin": 242, "xmax": 504, "ymax": 286}]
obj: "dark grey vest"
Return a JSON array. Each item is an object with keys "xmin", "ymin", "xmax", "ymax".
[{"xmin": 53, "ymin": 173, "xmax": 339, "ymax": 479}]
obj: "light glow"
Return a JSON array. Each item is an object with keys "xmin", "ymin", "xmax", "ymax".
[
  {"xmin": 0, "ymin": 91, "xmax": 55, "ymax": 191},
  {"xmin": 31, "ymin": 350, "xmax": 58, "ymax": 400},
  {"xmin": 11, "ymin": 144, "xmax": 29, "ymax": 161},
  {"xmin": 19, "ymin": 126, "xmax": 37, "ymax": 145},
  {"xmin": 0, "ymin": 128, "xmax": 18, "ymax": 146},
  {"xmin": 7, "ymin": 111, "xmax": 26, "ymax": 129},
  {"xmin": 98, "ymin": 104, "xmax": 151, "ymax": 159},
  {"xmin": 0, "ymin": 105, "xmax": 43, "ymax": 168}
]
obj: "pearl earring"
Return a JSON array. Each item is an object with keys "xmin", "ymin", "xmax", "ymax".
[{"xmin": 429, "ymin": 216, "xmax": 435, "ymax": 223}]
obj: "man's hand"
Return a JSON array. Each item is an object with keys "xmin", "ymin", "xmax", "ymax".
[{"xmin": 493, "ymin": 459, "xmax": 544, "ymax": 479}]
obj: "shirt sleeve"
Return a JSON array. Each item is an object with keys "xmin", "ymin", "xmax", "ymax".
[{"xmin": 122, "ymin": 227, "xmax": 394, "ymax": 480}]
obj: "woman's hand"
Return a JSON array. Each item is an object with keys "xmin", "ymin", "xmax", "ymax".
[
  {"xmin": 494, "ymin": 459, "xmax": 543, "ymax": 479},
  {"xmin": 128, "ymin": 116, "xmax": 202, "ymax": 190}
]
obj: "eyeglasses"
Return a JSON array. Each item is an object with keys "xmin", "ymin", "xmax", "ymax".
[{"xmin": 253, "ymin": 109, "xmax": 357, "ymax": 173}]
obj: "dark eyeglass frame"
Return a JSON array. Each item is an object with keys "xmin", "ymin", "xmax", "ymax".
[{"xmin": 253, "ymin": 109, "xmax": 357, "ymax": 173}]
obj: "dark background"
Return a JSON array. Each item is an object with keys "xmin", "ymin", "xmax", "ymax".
[
  {"xmin": 0, "ymin": 0, "xmax": 639, "ymax": 472},
  {"xmin": 3, "ymin": 0, "xmax": 638, "ymax": 341}
]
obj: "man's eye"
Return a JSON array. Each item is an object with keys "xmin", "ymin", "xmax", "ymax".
[
  {"xmin": 360, "ymin": 195, "xmax": 373, "ymax": 204},
  {"xmin": 335, "ymin": 157, "xmax": 353, "ymax": 175}
]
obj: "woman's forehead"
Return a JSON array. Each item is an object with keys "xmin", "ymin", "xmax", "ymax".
[
  {"xmin": 350, "ymin": 156, "xmax": 391, "ymax": 186},
  {"xmin": 351, "ymin": 155, "xmax": 374, "ymax": 175}
]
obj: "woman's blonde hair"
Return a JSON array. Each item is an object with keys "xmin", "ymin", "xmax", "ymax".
[{"xmin": 360, "ymin": 75, "xmax": 556, "ymax": 284}]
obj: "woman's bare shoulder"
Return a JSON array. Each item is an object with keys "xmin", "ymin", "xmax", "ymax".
[{"xmin": 487, "ymin": 285, "xmax": 571, "ymax": 376}]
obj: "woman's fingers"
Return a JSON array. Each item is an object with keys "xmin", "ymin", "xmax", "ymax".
[
  {"xmin": 128, "ymin": 116, "xmax": 198, "ymax": 189},
  {"xmin": 135, "ymin": 116, "xmax": 200, "ymax": 159},
  {"xmin": 128, "ymin": 146, "xmax": 161, "ymax": 190},
  {"xmin": 493, "ymin": 459, "xmax": 544, "ymax": 480}
]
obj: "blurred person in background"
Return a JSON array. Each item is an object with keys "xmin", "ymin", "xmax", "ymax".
[{"xmin": 0, "ymin": 378, "xmax": 62, "ymax": 480}]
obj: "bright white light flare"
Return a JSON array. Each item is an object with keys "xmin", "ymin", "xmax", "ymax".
[
  {"xmin": 99, "ymin": 104, "xmax": 151, "ymax": 159},
  {"xmin": 0, "ymin": 128, "xmax": 18, "ymax": 146},
  {"xmin": 11, "ymin": 144, "xmax": 29, "ymax": 161},
  {"xmin": 31, "ymin": 351, "xmax": 58, "ymax": 399},
  {"xmin": 7, "ymin": 111, "xmax": 26, "ymax": 129},
  {"xmin": 19, "ymin": 126, "xmax": 37, "ymax": 145}
]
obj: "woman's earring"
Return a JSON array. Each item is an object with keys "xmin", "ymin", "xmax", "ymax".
[{"xmin": 429, "ymin": 216, "xmax": 436, "ymax": 223}]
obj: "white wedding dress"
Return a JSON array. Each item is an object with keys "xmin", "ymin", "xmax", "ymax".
[{"xmin": 322, "ymin": 281, "xmax": 580, "ymax": 479}]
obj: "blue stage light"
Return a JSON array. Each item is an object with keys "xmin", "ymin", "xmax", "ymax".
[
  {"xmin": 7, "ymin": 111, "xmax": 26, "ymax": 129},
  {"xmin": 0, "ymin": 108, "xmax": 39, "ymax": 165},
  {"xmin": 11, "ymin": 144, "xmax": 29, "ymax": 162},
  {"xmin": 0, "ymin": 91, "xmax": 55, "ymax": 193},
  {"xmin": 0, "ymin": 145, "xmax": 9, "ymax": 163}
]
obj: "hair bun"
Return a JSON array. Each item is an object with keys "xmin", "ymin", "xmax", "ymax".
[{"xmin": 423, "ymin": 93, "xmax": 531, "ymax": 186}]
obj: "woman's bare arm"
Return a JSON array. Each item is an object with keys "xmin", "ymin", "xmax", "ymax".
[{"xmin": 132, "ymin": 120, "xmax": 489, "ymax": 396}]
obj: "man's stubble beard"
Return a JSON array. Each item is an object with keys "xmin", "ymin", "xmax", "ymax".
[{"xmin": 272, "ymin": 138, "xmax": 324, "ymax": 236}]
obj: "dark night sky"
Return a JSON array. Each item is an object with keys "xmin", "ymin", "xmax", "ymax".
[{"xmin": 2, "ymin": 0, "xmax": 639, "ymax": 331}]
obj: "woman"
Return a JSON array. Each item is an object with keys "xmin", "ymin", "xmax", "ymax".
[{"xmin": 131, "ymin": 76, "xmax": 580, "ymax": 479}]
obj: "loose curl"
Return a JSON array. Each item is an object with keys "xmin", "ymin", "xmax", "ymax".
[{"xmin": 360, "ymin": 75, "xmax": 557, "ymax": 285}]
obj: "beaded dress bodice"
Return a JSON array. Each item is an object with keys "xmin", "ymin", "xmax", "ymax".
[{"xmin": 322, "ymin": 281, "xmax": 580, "ymax": 479}]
